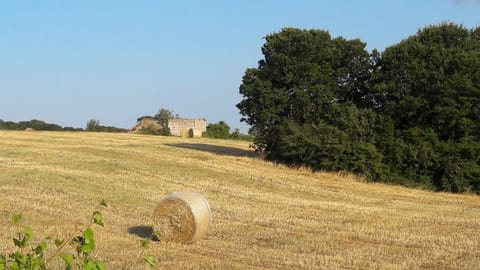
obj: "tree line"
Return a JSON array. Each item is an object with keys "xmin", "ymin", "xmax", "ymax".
[
  {"xmin": 85, "ymin": 119, "xmax": 129, "ymax": 133},
  {"xmin": 237, "ymin": 22, "xmax": 480, "ymax": 193},
  {"xmin": 0, "ymin": 118, "xmax": 129, "ymax": 132},
  {"xmin": 0, "ymin": 119, "xmax": 82, "ymax": 131},
  {"xmin": 0, "ymin": 110, "xmax": 250, "ymax": 141}
]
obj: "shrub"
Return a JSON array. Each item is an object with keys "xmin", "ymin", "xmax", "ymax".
[{"xmin": 0, "ymin": 201, "xmax": 157, "ymax": 269}]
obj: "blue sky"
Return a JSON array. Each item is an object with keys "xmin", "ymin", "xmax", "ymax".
[{"xmin": 1, "ymin": 1, "xmax": 479, "ymax": 132}]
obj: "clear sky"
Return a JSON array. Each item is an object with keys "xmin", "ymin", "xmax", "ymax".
[{"xmin": 1, "ymin": 0, "xmax": 479, "ymax": 132}]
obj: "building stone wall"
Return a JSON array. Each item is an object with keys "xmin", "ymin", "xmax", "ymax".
[{"xmin": 168, "ymin": 118, "xmax": 207, "ymax": 137}]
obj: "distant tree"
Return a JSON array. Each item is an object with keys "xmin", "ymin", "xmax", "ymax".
[
  {"xmin": 63, "ymin": 126, "xmax": 83, "ymax": 131},
  {"xmin": 2, "ymin": 121, "xmax": 19, "ymax": 130},
  {"xmin": 230, "ymin": 128, "xmax": 241, "ymax": 140},
  {"xmin": 203, "ymin": 121, "xmax": 231, "ymax": 139},
  {"xmin": 0, "ymin": 119, "xmax": 85, "ymax": 131},
  {"xmin": 86, "ymin": 119, "xmax": 101, "ymax": 131},
  {"xmin": 154, "ymin": 108, "xmax": 180, "ymax": 136},
  {"xmin": 17, "ymin": 119, "xmax": 63, "ymax": 131},
  {"xmin": 100, "ymin": 125, "xmax": 128, "ymax": 133}
]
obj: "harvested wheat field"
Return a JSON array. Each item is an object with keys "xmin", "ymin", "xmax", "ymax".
[{"xmin": 0, "ymin": 131, "xmax": 479, "ymax": 269}]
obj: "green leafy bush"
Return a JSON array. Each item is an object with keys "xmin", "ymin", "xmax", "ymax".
[{"xmin": 1, "ymin": 201, "xmax": 156, "ymax": 269}]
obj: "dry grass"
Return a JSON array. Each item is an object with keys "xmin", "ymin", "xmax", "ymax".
[{"xmin": 0, "ymin": 130, "xmax": 479, "ymax": 269}]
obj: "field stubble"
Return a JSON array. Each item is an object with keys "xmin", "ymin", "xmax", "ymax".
[{"xmin": 0, "ymin": 131, "xmax": 479, "ymax": 269}]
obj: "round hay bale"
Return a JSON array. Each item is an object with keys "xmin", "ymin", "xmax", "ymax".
[{"xmin": 152, "ymin": 191, "xmax": 211, "ymax": 243}]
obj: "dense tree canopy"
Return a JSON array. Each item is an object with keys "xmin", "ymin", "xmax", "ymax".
[
  {"xmin": 375, "ymin": 23, "xmax": 480, "ymax": 192},
  {"xmin": 238, "ymin": 28, "xmax": 385, "ymax": 179},
  {"xmin": 238, "ymin": 23, "xmax": 480, "ymax": 193},
  {"xmin": 377, "ymin": 23, "xmax": 480, "ymax": 141}
]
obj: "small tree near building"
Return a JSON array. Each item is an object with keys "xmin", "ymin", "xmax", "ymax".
[
  {"xmin": 155, "ymin": 108, "xmax": 180, "ymax": 136},
  {"xmin": 203, "ymin": 121, "xmax": 231, "ymax": 139}
]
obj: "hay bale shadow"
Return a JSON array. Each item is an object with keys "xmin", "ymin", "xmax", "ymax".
[
  {"xmin": 166, "ymin": 143, "xmax": 258, "ymax": 158},
  {"xmin": 127, "ymin": 225, "xmax": 159, "ymax": 241}
]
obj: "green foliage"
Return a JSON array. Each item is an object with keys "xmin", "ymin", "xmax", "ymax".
[
  {"xmin": 137, "ymin": 126, "xmax": 162, "ymax": 136},
  {"xmin": 13, "ymin": 227, "xmax": 34, "ymax": 249},
  {"xmin": 203, "ymin": 121, "xmax": 230, "ymax": 139},
  {"xmin": 238, "ymin": 24, "xmax": 480, "ymax": 193},
  {"xmin": 0, "ymin": 118, "xmax": 125, "ymax": 133},
  {"xmin": 135, "ymin": 112, "xmax": 172, "ymax": 136},
  {"xmin": 0, "ymin": 200, "xmax": 157, "ymax": 269},
  {"xmin": 11, "ymin": 214, "xmax": 22, "ymax": 224},
  {"xmin": 86, "ymin": 120, "xmax": 101, "ymax": 131},
  {"xmin": 139, "ymin": 231, "xmax": 158, "ymax": 269},
  {"xmin": 203, "ymin": 121, "xmax": 252, "ymax": 141},
  {"xmin": 378, "ymin": 22, "xmax": 480, "ymax": 142},
  {"xmin": 154, "ymin": 108, "xmax": 180, "ymax": 136},
  {"xmin": 143, "ymin": 255, "xmax": 156, "ymax": 268},
  {"xmin": 238, "ymin": 27, "xmax": 383, "ymax": 179},
  {"xmin": 375, "ymin": 22, "xmax": 480, "ymax": 192},
  {"xmin": 91, "ymin": 211, "xmax": 104, "ymax": 227},
  {"xmin": 229, "ymin": 128, "xmax": 252, "ymax": 141},
  {"xmin": 0, "ymin": 119, "xmax": 80, "ymax": 131},
  {"xmin": 135, "ymin": 116, "xmax": 163, "ymax": 135},
  {"xmin": 85, "ymin": 119, "xmax": 127, "ymax": 133}
]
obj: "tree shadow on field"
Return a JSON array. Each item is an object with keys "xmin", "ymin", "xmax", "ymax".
[
  {"xmin": 166, "ymin": 143, "xmax": 258, "ymax": 158},
  {"xmin": 127, "ymin": 225, "xmax": 158, "ymax": 241}
]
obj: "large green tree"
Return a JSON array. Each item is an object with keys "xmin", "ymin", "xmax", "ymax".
[
  {"xmin": 373, "ymin": 22, "xmax": 480, "ymax": 191},
  {"xmin": 378, "ymin": 23, "xmax": 480, "ymax": 141},
  {"xmin": 238, "ymin": 24, "xmax": 480, "ymax": 193},
  {"xmin": 237, "ymin": 28, "xmax": 385, "ymax": 180}
]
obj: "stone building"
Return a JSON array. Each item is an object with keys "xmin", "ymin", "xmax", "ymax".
[{"xmin": 168, "ymin": 118, "xmax": 207, "ymax": 137}]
